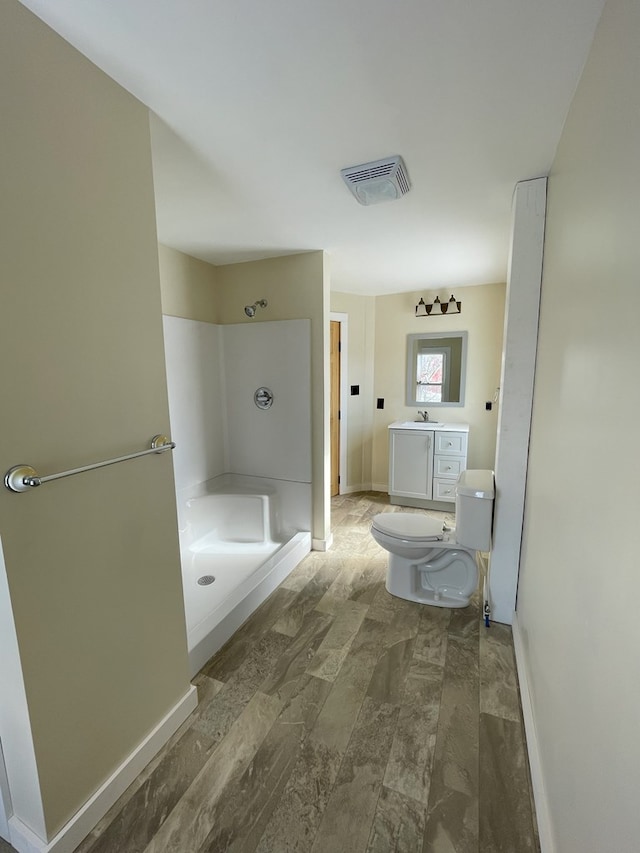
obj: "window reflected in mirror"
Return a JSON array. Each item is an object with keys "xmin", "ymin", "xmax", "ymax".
[{"xmin": 406, "ymin": 331, "xmax": 467, "ymax": 407}]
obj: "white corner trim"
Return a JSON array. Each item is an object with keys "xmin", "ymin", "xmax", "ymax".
[
  {"xmin": 0, "ymin": 740, "xmax": 11, "ymax": 842},
  {"xmin": 330, "ymin": 312, "xmax": 349, "ymax": 496},
  {"xmin": 312, "ymin": 533, "xmax": 334, "ymax": 551},
  {"xmin": 490, "ymin": 177, "xmax": 547, "ymax": 625},
  {"xmin": 8, "ymin": 686, "xmax": 197, "ymax": 853},
  {"xmin": 511, "ymin": 613, "xmax": 555, "ymax": 853},
  {"xmin": 0, "ymin": 537, "xmax": 47, "ymax": 841}
]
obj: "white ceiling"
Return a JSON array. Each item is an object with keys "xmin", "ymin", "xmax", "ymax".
[{"xmin": 21, "ymin": 0, "xmax": 605, "ymax": 295}]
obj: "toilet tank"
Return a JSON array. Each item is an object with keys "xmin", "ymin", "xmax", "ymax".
[{"xmin": 455, "ymin": 469, "xmax": 495, "ymax": 551}]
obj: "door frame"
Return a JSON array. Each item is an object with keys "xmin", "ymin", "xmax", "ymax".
[{"xmin": 330, "ymin": 312, "xmax": 348, "ymax": 495}]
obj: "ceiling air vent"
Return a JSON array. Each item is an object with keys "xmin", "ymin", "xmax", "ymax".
[{"xmin": 341, "ymin": 155, "xmax": 411, "ymax": 205}]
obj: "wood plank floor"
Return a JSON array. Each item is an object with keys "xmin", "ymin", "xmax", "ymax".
[{"xmin": 1, "ymin": 492, "xmax": 540, "ymax": 853}]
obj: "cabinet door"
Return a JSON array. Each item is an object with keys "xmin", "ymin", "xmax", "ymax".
[{"xmin": 389, "ymin": 430, "xmax": 433, "ymax": 499}]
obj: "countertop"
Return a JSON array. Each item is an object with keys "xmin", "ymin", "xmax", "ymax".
[{"xmin": 388, "ymin": 420, "xmax": 470, "ymax": 433}]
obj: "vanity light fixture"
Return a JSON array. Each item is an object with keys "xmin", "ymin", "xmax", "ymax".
[{"xmin": 415, "ymin": 294, "xmax": 462, "ymax": 317}]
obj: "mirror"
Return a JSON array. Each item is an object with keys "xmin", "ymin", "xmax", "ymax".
[{"xmin": 406, "ymin": 331, "xmax": 468, "ymax": 407}]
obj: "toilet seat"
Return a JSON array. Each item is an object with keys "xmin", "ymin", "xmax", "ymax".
[{"xmin": 371, "ymin": 513, "xmax": 444, "ymax": 541}]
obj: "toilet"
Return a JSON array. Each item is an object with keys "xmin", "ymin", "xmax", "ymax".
[{"xmin": 370, "ymin": 469, "xmax": 494, "ymax": 608}]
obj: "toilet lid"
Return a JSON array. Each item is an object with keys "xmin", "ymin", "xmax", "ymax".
[{"xmin": 371, "ymin": 513, "xmax": 444, "ymax": 541}]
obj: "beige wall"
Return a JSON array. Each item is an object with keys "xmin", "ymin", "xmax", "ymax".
[
  {"xmin": 216, "ymin": 252, "xmax": 330, "ymax": 543},
  {"xmin": 330, "ymin": 293, "xmax": 376, "ymax": 490},
  {"xmin": 371, "ymin": 283, "xmax": 505, "ymax": 487},
  {"xmin": 158, "ymin": 243, "xmax": 220, "ymax": 322},
  {"xmin": 517, "ymin": 0, "xmax": 639, "ymax": 850},
  {"xmin": 0, "ymin": 2, "xmax": 190, "ymax": 839}
]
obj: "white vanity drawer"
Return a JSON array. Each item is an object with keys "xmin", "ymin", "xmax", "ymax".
[
  {"xmin": 434, "ymin": 455, "xmax": 465, "ymax": 480},
  {"xmin": 433, "ymin": 478, "xmax": 457, "ymax": 502},
  {"xmin": 435, "ymin": 431, "xmax": 467, "ymax": 456}
]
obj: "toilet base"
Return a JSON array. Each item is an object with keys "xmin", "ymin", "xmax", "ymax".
[
  {"xmin": 385, "ymin": 575, "xmax": 471, "ymax": 608},
  {"xmin": 385, "ymin": 550, "xmax": 478, "ymax": 609}
]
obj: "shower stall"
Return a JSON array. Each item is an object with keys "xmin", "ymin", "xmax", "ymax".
[{"xmin": 162, "ymin": 315, "xmax": 312, "ymax": 675}]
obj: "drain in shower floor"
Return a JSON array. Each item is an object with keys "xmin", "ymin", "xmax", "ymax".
[{"xmin": 197, "ymin": 575, "xmax": 216, "ymax": 586}]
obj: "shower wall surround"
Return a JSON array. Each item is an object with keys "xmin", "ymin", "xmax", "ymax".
[
  {"xmin": 221, "ymin": 321, "xmax": 312, "ymax": 482},
  {"xmin": 162, "ymin": 316, "xmax": 225, "ymax": 493},
  {"xmin": 162, "ymin": 315, "xmax": 312, "ymax": 533}
]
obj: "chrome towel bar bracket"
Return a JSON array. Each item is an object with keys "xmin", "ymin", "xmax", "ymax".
[{"xmin": 4, "ymin": 435, "xmax": 176, "ymax": 493}]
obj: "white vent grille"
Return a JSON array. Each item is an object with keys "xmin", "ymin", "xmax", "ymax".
[{"xmin": 341, "ymin": 156, "xmax": 411, "ymax": 205}]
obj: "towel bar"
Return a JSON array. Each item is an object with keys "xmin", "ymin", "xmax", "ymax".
[{"xmin": 4, "ymin": 435, "xmax": 175, "ymax": 493}]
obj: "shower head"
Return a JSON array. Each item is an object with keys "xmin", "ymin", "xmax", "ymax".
[{"xmin": 244, "ymin": 299, "xmax": 267, "ymax": 318}]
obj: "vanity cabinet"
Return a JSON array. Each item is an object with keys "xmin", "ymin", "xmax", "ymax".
[
  {"xmin": 389, "ymin": 429, "xmax": 434, "ymax": 500},
  {"xmin": 388, "ymin": 423, "xmax": 468, "ymax": 507}
]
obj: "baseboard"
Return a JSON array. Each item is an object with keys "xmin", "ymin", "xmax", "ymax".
[
  {"xmin": 389, "ymin": 494, "xmax": 454, "ymax": 512},
  {"xmin": 312, "ymin": 533, "xmax": 333, "ymax": 551},
  {"xmin": 511, "ymin": 613, "xmax": 554, "ymax": 853},
  {"xmin": 339, "ymin": 483, "xmax": 372, "ymax": 494},
  {"xmin": 371, "ymin": 483, "xmax": 388, "ymax": 493},
  {"xmin": 8, "ymin": 686, "xmax": 198, "ymax": 853}
]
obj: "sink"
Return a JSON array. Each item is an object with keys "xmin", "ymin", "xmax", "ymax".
[{"xmin": 405, "ymin": 420, "xmax": 444, "ymax": 428}]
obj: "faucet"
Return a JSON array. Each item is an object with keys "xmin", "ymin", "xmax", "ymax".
[{"xmin": 418, "ymin": 410, "xmax": 429, "ymax": 422}]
